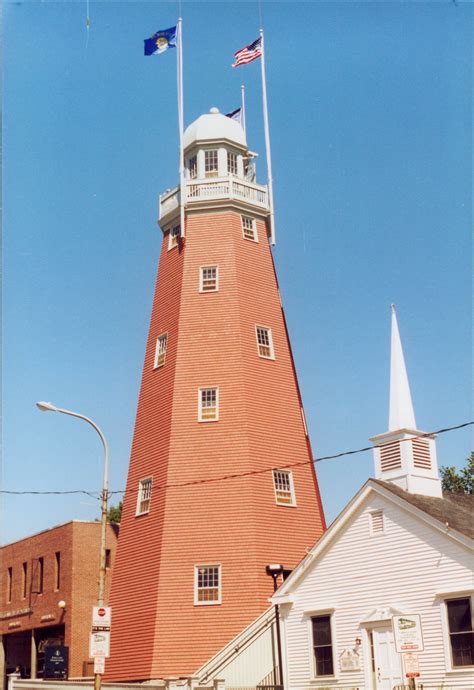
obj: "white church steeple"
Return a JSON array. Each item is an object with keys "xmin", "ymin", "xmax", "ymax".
[{"xmin": 370, "ymin": 306, "xmax": 443, "ymax": 498}]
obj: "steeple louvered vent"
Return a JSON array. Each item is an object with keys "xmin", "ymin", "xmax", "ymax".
[
  {"xmin": 412, "ymin": 438, "xmax": 431, "ymax": 469},
  {"xmin": 379, "ymin": 440, "xmax": 402, "ymax": 472}
]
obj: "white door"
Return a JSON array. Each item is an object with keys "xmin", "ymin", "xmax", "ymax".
[{"xmin": 372, "ymin": 626, "xmax": 403, "ymax": 690}]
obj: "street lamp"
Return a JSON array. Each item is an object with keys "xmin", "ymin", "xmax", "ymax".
[
  {"xmin": 266, "ymin": 564, "xmax": 285, "ymax": 688},
  {"xmin": 36, "ymin": 401, "xmax": 109, "ymax": 690}
]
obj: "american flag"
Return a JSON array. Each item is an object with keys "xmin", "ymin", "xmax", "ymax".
[{"xmin": 232, "ymin": 36, "xmax": 262, "ymax": 67}]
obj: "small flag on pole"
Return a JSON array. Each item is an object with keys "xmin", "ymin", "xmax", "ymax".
[
  {"xmin": 144, "ymin": 26, "xmax": 177, "ymax": 55},
  {"xmin": 232, "ymin": 37, "xmax": 262, "ymax": 67},
  {"xmin": 225, "ymin": 107, "xmax": 242, "ymax": 125}
]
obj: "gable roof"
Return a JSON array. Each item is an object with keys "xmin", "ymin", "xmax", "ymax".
[
  {"xmin": 272, "ymin": 479, "xmax": 473, "ymax": 601},
  {"xmin": 372, "ymin": 480, "xmax": 474, "ymax": 539}
]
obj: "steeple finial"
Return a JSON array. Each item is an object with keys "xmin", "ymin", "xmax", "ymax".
[{"xmin": 389, "ymin": 304, "xmax": 416, "ymax": 431}]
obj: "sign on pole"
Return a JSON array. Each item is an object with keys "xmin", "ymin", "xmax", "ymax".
[
  {"xmin": 89, "ymin": 631, "xmax": 111, "ymax": 658},
  {"xmin": 392, "ymin": 614, "xmax": 424, "ymax": 652},
  {"xmin": 403, "ymin": 652, "xmax": 420, "ymax": 678},
  {"xmin": 92, "ymin": 606, "xmax": 112, "ymax": 628},
  {"xmin": 94, "ymin": 657, "xmax": 105, "ymax": 675}
]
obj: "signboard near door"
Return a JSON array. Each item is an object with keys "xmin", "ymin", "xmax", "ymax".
[{"xmin": 43, "ymin": 646, "xmax": 68, "ymax": 679}]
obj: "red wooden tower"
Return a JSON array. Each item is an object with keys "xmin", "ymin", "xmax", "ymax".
[{"xmin": 107, "ymin": 108, "xmax": 326, "ymax": 681}]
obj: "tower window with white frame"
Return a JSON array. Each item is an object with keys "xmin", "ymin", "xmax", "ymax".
[
  {"xmin": 200, "ymin": 266, "xmax": 218, "ymax": 292},
  {"xmin": 199, "ymin": 387, "xmax": 219, "ymax": 422},
  {"xmin": 188, "ymin": 155, "xmax": 197, "ymax": 179},
  {"xmin": 256, "ymin": 326, "xmax": 274, "ymax": 359},
  {"xmin": 168, "ymin": 225, "xmax": 180, "ymax": 250},
  {"xmin": 136, "ymin": 478, "xmax": 153, "ymax": 515},
  {"xmin": 273, "ymin": 469, "xmax": 296, "ymax": 506},
  {"xmin": 227, "ymin": 152, "xmax": 237, "ymax": 175},
  {"xmin": 195, "ymin": 565, "xmax": 221, "ymax": 605},
  {"xmin": 241, "ymin": 215, "xmax": 257, "ymax": 242},
  {"xmin": 154, "ymin": 333, "xmax": 168, "ymax": 369},
  {"xmin": 205, "ymin": 150, "xmax": 218, "ymax": 177}
]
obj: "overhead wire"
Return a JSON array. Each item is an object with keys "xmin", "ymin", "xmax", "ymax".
[{"xmin": 2, "ymin": 421, "xmax": 472, "ymax": 498}]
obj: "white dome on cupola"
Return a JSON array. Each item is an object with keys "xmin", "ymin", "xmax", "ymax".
[{"xmin": 183, "ymin": 107, "xmax": 247, "ymax": 151}]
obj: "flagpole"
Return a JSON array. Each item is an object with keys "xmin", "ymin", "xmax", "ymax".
[
  {"xmin": 177, "ymin": 17, "xmax": 185, "ymax": 238},
  {"xmin": 241, "ymin": 84, "xmax": 246, "ymax": 136},
  {"xmin": 259, "ymin": 29, "xmax": 275, "ymax": 245}
]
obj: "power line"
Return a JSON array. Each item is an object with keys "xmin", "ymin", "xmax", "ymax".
[{"xmin": 2, "ymin": 421, "xmax": 472, "ymax": 497}]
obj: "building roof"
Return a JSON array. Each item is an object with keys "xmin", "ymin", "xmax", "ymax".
[
  {"xmin": 183, "ymin": 107, "xmax": 247, "ymax": 151},
  {"xmin": 372, "ymin": 479, "xmax": 474, "ymax": 539}
]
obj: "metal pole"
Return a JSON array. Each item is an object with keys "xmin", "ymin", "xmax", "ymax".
[
  {"xmin": 259, "ymin": 28, "xmax": 276, "ymax": 246},
  {"xmin": 177, "ymin": 17, "xmax": 185, "ymax": 238},
  {"xmin": 241, "ymin": 84, "xmax": 246, "ymax": 136},
  {"xmin": 272, "ymin": 574, "xmax": 284, "ymax": 687},
  {"xmin": 37, "ymin": 403, "xmax": 109, "ymax": 690}
]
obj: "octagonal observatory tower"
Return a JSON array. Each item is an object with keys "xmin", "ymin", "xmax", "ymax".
[{"xmin": 107, "ymin": 107, "xmax": 326, "ymax": 680}]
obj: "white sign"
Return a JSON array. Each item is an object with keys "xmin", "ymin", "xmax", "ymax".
[
  {"xmin": 94, "ymin": 657, "xmax": 105, "ymax": 674},
  {"xmin": 392, "ymin": 614, "xmax": 424, "ymax": 652},
  {"xmin": 403, "ymin": 652, "xmax": 420, "ymax": 678},
  {"xmin": 92, "ymin": 606, "xmax": 112, "ymax": 628},
  {"xmin": 89, "ymin": 631, "xmax": 110, "ymax": 658},
  {"xmin": 339, "ymin": 649, "xmax": 361, "ymax": 671}
]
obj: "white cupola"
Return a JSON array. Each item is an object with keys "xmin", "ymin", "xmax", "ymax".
[{"xmin": 370, "ymin": 305, "xmax": 442, "ymax": 498}]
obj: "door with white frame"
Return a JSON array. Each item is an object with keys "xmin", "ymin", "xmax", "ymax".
[{"xmin": 372, "ymin": 625, "xmax": 403, "ymax": 690}]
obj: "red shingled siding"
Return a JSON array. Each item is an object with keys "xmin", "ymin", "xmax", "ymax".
[{"xmin": 106, "ymin": 209, "xmax": 325, "ymax": 680}]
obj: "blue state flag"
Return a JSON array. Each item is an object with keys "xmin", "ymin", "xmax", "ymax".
[{"xmin": 144, "ymin": 26, "xmax": 177, "ymax": 56}]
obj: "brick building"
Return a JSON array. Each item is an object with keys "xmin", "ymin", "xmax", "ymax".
[{"xmin": 0, "ymin": 520, "xmax": 118, "ymax": 688}]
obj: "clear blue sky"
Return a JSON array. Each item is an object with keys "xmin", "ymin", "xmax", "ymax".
[{"xmin": 2, "ymin": 1, "xmax": 472, "ymax": 544}]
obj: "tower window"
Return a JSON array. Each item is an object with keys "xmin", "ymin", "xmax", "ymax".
[
  {"xmin": 199, "ymin": 387, "xmax": 219, "ymax": 422},
  {"xmin": 256, "ymin": 326, "xmax": 275, "ymax": 359},
  {"xmin": 189, "ymin": 155, "xmax": 197, "ymax": 179},
  {"xmin": 136, "ymin": 478, "xmax": 153, "ymax": 515},
  {"xmin": 370, "ymin": 510, "xmax": 384, "ymax": 535},
  {"xmin": 412, "ymin": 438, "xmax": 432, "ymax": 470},
  {"xmin": 168, "ymin": 225, "xmax": 180, "ymax": 250},
  {"xmin": 200, "ymin": 266, "xmax": 218, "ymax": 292},
  {"xmin": 273, "ymin": 470, "xmax": 296, "ymax": 506},
  {"xmin": 195, "ymin": 565, "xmax": 221, "ymax": 605},
  {"xmin": 205, "ymin": 150, "xmax": 218, "ymax": 177},
  {"xmin": 446, "ymin": 598, "xmax": 474, "ymax": 667},
  {"xmin": 379, "ymin": 440, "xmax": 402, "ymax": 472},
  {"xmin": 241, "ymin": 215, "xmax": 257, "ymax": 242},
  {"xmin": 228, "ymin": 152, "xmax": 238, "ymax": 175},
  {"xmin": 154, "ymin": 333, "xmax": 168, "ymax": 368},
  {"xmin": 312, "ymin": 614, "xmax": 334, "ymax": 676}
]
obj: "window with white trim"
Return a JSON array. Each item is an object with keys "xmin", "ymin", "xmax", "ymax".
[
  {"xmin": 136, "ymin": 478, "xmax": 153, "ymax": 515},
  {"xmin": 168, "ymin": 225, "xmax": 180, "ymax": 250},
  {"xmin": 199, "ymin": 387, "xmax": 219, "ymax": 422},
  {"xmin": 205, "ymin": 150, "xmax": 218, "ymax": 177},
  {"xmin": 312, "ymin": 614, "xmax": 334, "ymax": 676},
  {"xmin": 228, "ymin": 152, "xmax": 237, "ymax": 175},
  {"xmin": 446, "ymin": 597, "xmax": 474, "ymax": 667},
  {"xmin": 370, "ymin": 510, "xmax": 384, "ymax": 535},
  {"xmin": 195, "ymin": 565, "xmax": 221, "ymax": 605},
  {"xmin": 154, "ymin": 333, "xmax": 168, "ymax": 368},
  {"xmin": 256, "ymin": 326, "xmax": 274, "ymax": 359},
  {"xmin": 241, "ymin": 215, "xmax": 257, "ymax": 241},
  {"xmin": 273, "ymin": 469, "xmax": 296, "ymax": 506},
  {"xmin": 189, "ymin": 155, "xmax": 197, "ymax": 179},
  {"xmin": 200, "ymin": 266, "xmax": 218, "ymax": 292}
]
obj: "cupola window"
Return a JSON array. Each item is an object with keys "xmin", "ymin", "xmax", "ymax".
[
  {"xmin": 227, "ymin": 152, "xmax": 237, "ymax": 176},
  {"xmin": 205, "ymin": 150, "xmax": 219, "ymax": 177},
  {"xmin": 168, "ymin": 225, "xmax": 180, "ymax": 250},
  {"xmin": 242, "ymin": 216, "xmax": 257, "ymax": 242},
  {"xmin": 189, "ymin": 155, "xmax": 197, "ymax": 179}
]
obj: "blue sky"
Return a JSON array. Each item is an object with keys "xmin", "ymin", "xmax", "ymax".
[{"xmin": 2, "ymin": 1, "xmax": 472, "ymax": 544}]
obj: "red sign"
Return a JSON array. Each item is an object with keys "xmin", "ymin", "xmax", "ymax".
[{"xmin": 97, "ymin": 608, "xmax": 106, "ymax": 617}]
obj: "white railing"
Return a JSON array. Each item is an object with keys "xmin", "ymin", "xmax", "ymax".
[
  {"xmin": 159, "ymin": 177, "xmax": 269, "ymax": 224},
  {"xmin": 187, "ymin": 177, "xmax": 268, "ymax": 209}
]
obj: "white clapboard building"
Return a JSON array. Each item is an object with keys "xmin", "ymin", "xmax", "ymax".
[{"xmin": 271, "ymin": 307, "xmax": 473, "ymax": 690}]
